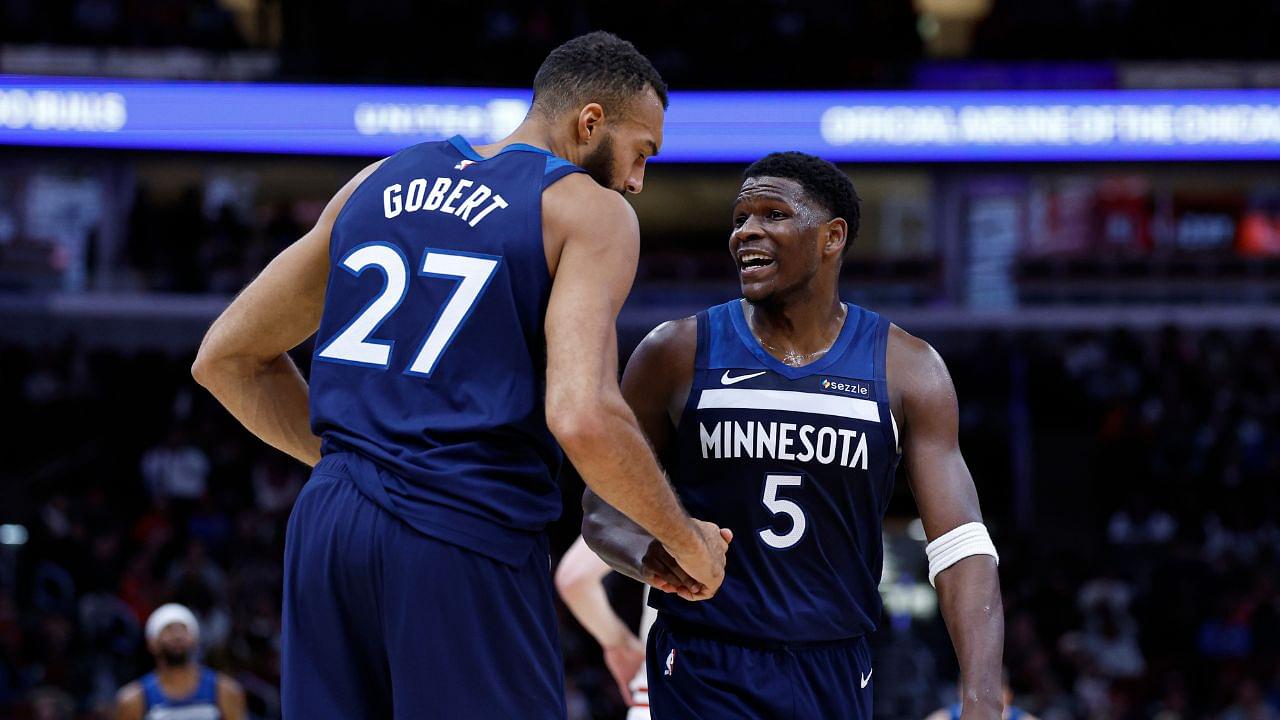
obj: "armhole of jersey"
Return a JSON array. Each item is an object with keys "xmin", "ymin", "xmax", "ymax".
[
  {"xmin": 140, "ymin": 674, "xmax": 157, "ymax": 710},
  {"xmin": 871, "ymin": 314, "xmax": 900, "ymax": 453},
  {"xmin": 679, "ymin": 311, "xmax": 711, "ymax": 426},
  {"xmin": 694, "ymin": 310, "xmax": 711, "ymax": 371},
  {"xmin": 542, "ymin": 155, "xmax": 586, "ymax": 189},
  {"xmin": 200, "ymin": 668, "xmax": 217, "ymax": 700},
  {"xmin": 871, "ymin": 313, "xmax": 889, "ymax": 385}
]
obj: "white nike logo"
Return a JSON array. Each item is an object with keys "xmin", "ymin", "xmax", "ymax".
[
  {"xmin": 721, "ymin": 370, "xmax": 766, "ymax": 386},
  {"xmin": 860, "ymin": 668, "xmax": 872, "ymax": 688}
]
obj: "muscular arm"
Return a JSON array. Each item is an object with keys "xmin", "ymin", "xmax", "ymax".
[
  {"xmin": 216, "ymin": 674, "xmax": 248, "ymax": 720},
  {"xmin": 544, "ymin": 180, "xmax": 726, "ymax": 594},
  {"xmin": 114, "ymin": 683, "xmax": 144, "ymax": 720},
  {"xmin": 191, "ymin": 161, "xmax": 383, "ymax": 466},
  {"xmin": 554, "ymin": 536, "xmax": 645, "ymax": 698},
  {"xmin": 891, "ymin": 326, "xmax": 1003, "ymax": 720},
  {"xmin": 581, "ymin": 318, "xmax": 709, "ymax": 597}
]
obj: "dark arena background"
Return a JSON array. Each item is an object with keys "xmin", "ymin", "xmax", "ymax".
[{"xmin": 2, "ymin": 2, "xmax": 1280, "ymax": 719}]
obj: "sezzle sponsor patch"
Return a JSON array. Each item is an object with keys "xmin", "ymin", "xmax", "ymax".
[{"xmin": 819, "ymin": 377, "xmax": 872, "ymax": 397}]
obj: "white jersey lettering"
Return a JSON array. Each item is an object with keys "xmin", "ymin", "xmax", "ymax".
[
  {"xmin": 698, "ymin": 420, "xmax": 871, "ymax": 469},
  {"xmin": 379, "ymin": 176, "xmax": 507, "ymax": 227}
]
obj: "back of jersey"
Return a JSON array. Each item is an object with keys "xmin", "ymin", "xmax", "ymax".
[{"xmin": 309, "ymin": 135, "xmax": 584, "ymax": 565}]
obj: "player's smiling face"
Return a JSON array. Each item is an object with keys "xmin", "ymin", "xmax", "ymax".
[{"xmin": 729, "ymin": 176, "xmax": 829, "ymax": 303}]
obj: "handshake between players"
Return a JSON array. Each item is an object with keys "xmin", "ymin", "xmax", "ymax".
[{"xmin": 640, "ymin": 520, "xmax": 734, "ymax": 602}]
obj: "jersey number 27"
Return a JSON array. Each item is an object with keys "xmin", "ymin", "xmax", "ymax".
[{"xmin": 316, "ymin": 242, "xmax": 499, "ymax": 377}]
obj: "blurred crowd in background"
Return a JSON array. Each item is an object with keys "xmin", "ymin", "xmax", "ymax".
[
  {"xmin": 123, "ymin": 186, "xmax": 301, "ymax": 294},
  {"xmin": 1, "ymin": 318, "xmax": 1277, "ymax": 719},
  {"xmin": 3, "ymin": 0, "xmax": 1280, "ymax": 86}
]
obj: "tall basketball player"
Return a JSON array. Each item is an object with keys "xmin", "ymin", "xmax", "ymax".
[
  {"xmin": 584, "ymin": 152, "xmax": 1004, "ymax": 719},
  {"xmin": 193, "ymin": 32, "xmax": 730, "ymax": 719}
]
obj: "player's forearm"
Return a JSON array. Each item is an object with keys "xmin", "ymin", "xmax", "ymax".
[
  {"xmin": 582, "ymin": 490, "xmax": 657, "ymax": 583},
  {"xmin": 194, "ymin": 353, "xmax": 321, "ymax": 466},
  {"xmin": 559, "ymin": 575, "xmax": 638, "ymax": 648},
  {"xmin": 936, "ymin": 556, "xmax": 1004, "ymax": 719},
  {"xmin": 553, "ymin": 400, "xmax": 698, "ymax": 555}
]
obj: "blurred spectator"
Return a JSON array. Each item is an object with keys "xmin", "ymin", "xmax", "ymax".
[
  {"xmin": 250, "ymin": 459, "xmax": 302, "ymax": 518},
  {"xmin": 1219, "ymin": 678, "xmax": 1279, "ymax": 720},
  {"xmin": 141, "ymin": 427, "xmax": 210, "ymax": 504},
  {"xmin": 1107, "ymin": 496, "xmax": 1176, "ymax": 546},
  {"xmin": 203, "ymin": 204, "xmax": 251, "ymax": 295},
  {"xmin": 28, "ymin": 686, "xmax": 76, "ymax": 720}
]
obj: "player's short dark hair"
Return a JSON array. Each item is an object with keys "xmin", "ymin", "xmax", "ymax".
[
  {"xmin": 742, "ymin": 152, "xmax": 861, "ymax": 254},
  {"xmin": 532, "ymin": 31, "xmax": 668, "ymax": 119}
]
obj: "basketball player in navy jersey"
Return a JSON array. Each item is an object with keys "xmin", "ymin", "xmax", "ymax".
[
  {"xmin": 583, "ymin": 152, "xmax": 1004, "ymax": 719},
  {"xmin": 193, "ymin": 32, "xmax": 730, "ymax": 719},
  {"xmin": 115, "ymin": 603, "xmax": 246, "ymax": 720}
]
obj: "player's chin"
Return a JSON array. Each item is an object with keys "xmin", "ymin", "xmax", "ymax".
[{"xmin": 739, "ymin": 278, "xmax": 777, "ymax": 304}]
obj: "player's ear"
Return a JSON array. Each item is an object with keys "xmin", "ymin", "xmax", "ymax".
[
  {"xmin": 823, "ymin": 217, "xmax": 848, "ymax": 258},
  {"xmin": 576, "ymin": 103, "xmax": 605, "ymax": 144}
]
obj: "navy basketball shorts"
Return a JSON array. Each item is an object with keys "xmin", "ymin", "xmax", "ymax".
[
  {"xmin": 281, "ymin": 458, "xmax": 565, "ymax": 719},
  {"xmin": 647, "ymin": 615, "xmax": 873, "ymax": 720}
]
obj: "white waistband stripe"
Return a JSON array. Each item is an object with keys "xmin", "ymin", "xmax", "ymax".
[{"xmin": 697, "ymin": 388, "xmax": 881, "ymax": 423}]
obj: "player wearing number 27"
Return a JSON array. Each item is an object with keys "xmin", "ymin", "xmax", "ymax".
[
  {"xmin": 584, "ymin": 153, "xmax": 1004, "ymax": 719},
  {"xmin": 192, "ymin": 32, "xmax": 730, "ymax": 719}
]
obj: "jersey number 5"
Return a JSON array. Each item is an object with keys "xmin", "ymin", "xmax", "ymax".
[
  {"xmin": 759, "ymin": 474, "xmax": 807, "ymax": 549},
  {"xmin": 316, "ymin": 243, "xmax": 500, "ymax": 377}
]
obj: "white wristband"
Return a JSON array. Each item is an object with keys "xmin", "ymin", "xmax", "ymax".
[{"xmin": 926, "ymin": 521, "xmax": 998, "ymax": 587}]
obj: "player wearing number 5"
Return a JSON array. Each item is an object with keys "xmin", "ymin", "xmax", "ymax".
[
  {"xmin": 192, "ymin": 32, "xmax": 730, "ymax": 719},
  {"xmin": 584, "ymin": 153, "xmax": 1004, "ymax": 719}
]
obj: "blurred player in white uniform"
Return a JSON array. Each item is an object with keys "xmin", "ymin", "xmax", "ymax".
[{"xmin": 556, "ymin": 536, "xmax": 656, "ymax": 718}]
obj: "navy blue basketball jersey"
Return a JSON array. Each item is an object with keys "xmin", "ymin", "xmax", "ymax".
[
  {"xmin": 141, "ymin": 668, "xmax": 220, "ymax": 720},
  {"xmin": 651, "ymin": 299, "xmax": 902, "ymax": 642},
  {"xmin": 309, "ymin": 135, "xmax": 585, "ymax": 565}
]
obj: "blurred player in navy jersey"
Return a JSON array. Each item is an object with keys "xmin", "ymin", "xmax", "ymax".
[
  {"xmin": 114, "ymin": 604, "xmax": 246, "ymax": 720},
  {"xmin": 193, "ymin": 31, "xmax": 729, "ymax": 719},
  {"xmin": 584, "ymin": 152, "xmax": 1004, "ymax": 719}
]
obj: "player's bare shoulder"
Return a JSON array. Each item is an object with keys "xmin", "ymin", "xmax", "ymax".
[
  {"xmin": 634, "ymin": 316, "xmax": 697, "ymax": 374},
  {"xmin": 113, "ymin": 681, "xmax": 145, "ymax": 720},
  {"xmin": 215, "ymin": 672, "xmax": 247, "ymax": 718},
  {"xmin": 624, "ymin": 315, "xmax": 698, "ymax": 423},
  {"xmin": 885, "ymin": 323, "xmax": 957, "ymax": 421},
  {"xmin": 541, "ymin": 174, "xmax": 639, "ymax": 276}
]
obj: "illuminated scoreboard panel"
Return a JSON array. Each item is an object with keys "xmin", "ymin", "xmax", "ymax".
[{"xmin": 0, "ymin": 76, "xmax": 1279, "ymax": 161}]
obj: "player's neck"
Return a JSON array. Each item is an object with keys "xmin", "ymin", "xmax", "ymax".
[
  {"xmin": 157, "ymin": 662, "xmax": 199, "ymax": 692},
  {"xmin": 474, "ymin": 119, "xmax": 574, "ymax": 163},
  {"xmin": 745, "ymin": 290, "xmax": 846, "ymax": 360}
]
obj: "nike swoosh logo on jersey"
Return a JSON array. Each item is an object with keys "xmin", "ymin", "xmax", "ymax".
[
  {"xmin": 721, "ymin": 370, "xmax": 766, "ymax": 385},
  {"xmin": 860, "ymin": 668, "xmax": 873, "ymax": 688}
]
